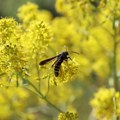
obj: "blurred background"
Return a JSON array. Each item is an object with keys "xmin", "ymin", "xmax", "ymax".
[
  {"xmin": 0, "ymin": 0, "xmax": 115, "ymax": 120},
  {"xmin": 0, "ymin": 0, "xmax": 56, "ymax": 18}
]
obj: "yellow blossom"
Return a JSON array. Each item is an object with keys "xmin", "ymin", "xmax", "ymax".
[
  {"xmin": 40, "ymin": 58, "xmax": 80, "ymax": 85},
  {"xmin": 0, "ymin": 18, "xmax": 28, "ymax": 80},
  {"xmin": 18, "ymin": 2, "xmax": 52, "ymax": 24},
  {"xmin": 58, "ymin": 112, "xmax": 78, "ymax": 120},
  {"xmin": 90, "ymin": 88, "xmax": 120, "ymax": 120}
]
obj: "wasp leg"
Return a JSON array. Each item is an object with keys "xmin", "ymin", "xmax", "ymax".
[{"xmin": 67, "ymin": 57, "xmax": 72, "ymax": 61}]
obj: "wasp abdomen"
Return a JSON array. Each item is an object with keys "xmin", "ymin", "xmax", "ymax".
[
  {"xmin": 40, "ymin": 51, "xmax": 69, "ymax": 77},
  {"xmin": 54, "ymin": 60, "xmax": 63, "ymax": 77},
  {"xmin": 54, "ymin": 66, "xmax": 60, "ymax": 77}
]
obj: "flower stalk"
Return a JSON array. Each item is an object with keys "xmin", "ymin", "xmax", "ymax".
[
  {"xmin": 25, "ymin": 79, "xmax": 64, "ymax": 113},
  {"xmin": 112, "ymin": 16, "xmax": 120, "ymax": 120},
  {"xmin": 112, "ymin": 18, "xmax": 119, "ymax": 92}
]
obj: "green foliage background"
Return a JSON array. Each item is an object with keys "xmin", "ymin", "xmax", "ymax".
[
  {"xmin": 0, "ymin": 0, "xmax": 120, "ymax": 120},
  {"xmin": 0, "ymin": 0, "xmax": 55, "ymax": 17}
]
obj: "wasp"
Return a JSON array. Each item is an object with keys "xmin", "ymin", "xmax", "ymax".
[
  {"xmin": 39, "ymin": 51, "xmax": 73, "ymax": 77},
  {"xmin": 40, "ymin": 51, "xmax": 79, "ymax": 77}
]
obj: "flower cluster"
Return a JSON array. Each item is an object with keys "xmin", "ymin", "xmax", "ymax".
[
  {"xmin": 40, "ymin": 57, "xmax": 80, "ymax": 86},
  {"xmin": 26, "ymin": 21, "xmax": 52, "ymax": 55},
  {"xmin": 18, "ymin": 2, "xmax": 52, "ymax": 58},
  {"xmin": 18, "ymin": 2, "xmax": 52, "ymax": 24},
  {"xmin": 58, "ymin": 112, "xmax": 78, "ymax": 120},
  {"xmin": 0, "ymin": 87, "xmax": 29, "ymax": 119},
  {"xmin": 55, "ymin": 0, "xmax": 80, "ymax": 15},
  {"xmin": 0, "ymin": 18, "xmax": 27, "ymax": 79},
  {"xmin": 0, "ymin": 3, "xmax": 53, "ymax": 87},
  {"xmin": 50, "ymin": 59, "xmax": 80, "ymax": 85},
  {"xmin": 90, "ymin": 88, "xmax": 120, "ymax": 120}
]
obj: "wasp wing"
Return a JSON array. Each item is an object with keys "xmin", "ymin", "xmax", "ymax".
[
  {"xmin": 51, "ymin": 55, "xmax": 62, "ymax": 67},
  {"xmin": 39, "ymin": 55, "xmax": 58, "ymax": 65}
]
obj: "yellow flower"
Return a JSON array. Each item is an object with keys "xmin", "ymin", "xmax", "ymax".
[
  {"xmin": 58, "ymin": 112, "xmax": 78, "ymax": 120},
  {"xmin": 0, "ymin": 18, "xmax": 27, "ymax": 77},
  {"xmin": 18, "ymin": 2, "xmax": 52, "ymax": 24},
  {"xmin": 40, "ymin": 58, "xmax": 80, "ymax": 85},
  {"xmin": 55, "ymin": 0, "xmax": 80, "ymax": 15},
  {"xmin": 90, "ymin": 88, "xmax": 120, "ymax": 120}
]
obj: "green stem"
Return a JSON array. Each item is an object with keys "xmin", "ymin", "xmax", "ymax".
[
  {"xmin": 35, "ymin": 52, "xmax": 41, "ymax": 90},
  {"xmin": 26, "ymin": 79, "xmax": 64, "ymax": 113},
  {"xmin": 16, "ymin": 71, "xmax": 19, "ymax": 87},
  {"xmin": 112, "ymin": 19, "xmax": 119, "ymax": 91},
  {"xmin": 43, "ymin": 96, "xmax": 63, "ymax": 113},
  {"xmin": 112, "ymin": 17, "xmax": 120, "ymax": 120},
  {"xmin": 113, "ymin": 39, "xmax": 118, "ymax": 91}
]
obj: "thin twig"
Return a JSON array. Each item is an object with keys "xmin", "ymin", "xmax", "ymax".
[
  {"xmin": 35, "ymin": 52, "xmax": 41, "ymax": 90},
  {"xmin": 112, "ymin": 17, "xmax": 119, "ymax": 91},
  {"xmin": 26, "ymin": 79, "xmax": 64, "ymax": 113}
]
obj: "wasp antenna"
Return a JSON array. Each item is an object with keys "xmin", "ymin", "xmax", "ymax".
[
  {"xmin": 63, "ymin": 45, "xmax": 68, "ymax": 52},
  {"xmin": 68, "ymin": 50, "xmax": 80, "ymax": 54}
]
